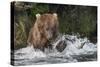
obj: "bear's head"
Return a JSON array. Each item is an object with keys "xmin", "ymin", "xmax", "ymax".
[{"xmin": 36, "ymin": 13, "xmax": 59, "ymax": 40}]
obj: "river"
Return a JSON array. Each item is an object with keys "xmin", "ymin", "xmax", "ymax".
[{"xmin": 12, "ymin": 34, "xmax": 97, "ymax": 66}]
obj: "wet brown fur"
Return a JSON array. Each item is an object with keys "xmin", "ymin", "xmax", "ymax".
[{"xmin": 27, "ymin": 13, "xmax": 59, "ymax": 50}]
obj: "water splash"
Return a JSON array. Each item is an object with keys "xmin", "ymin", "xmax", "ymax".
[{"xmin": 14, "ymin": 34, "xmax": 97, "ymax": 66}]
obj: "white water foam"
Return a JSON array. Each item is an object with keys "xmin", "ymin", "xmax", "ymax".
[{"xmin": 14, "ymin": 34, "xmax": 97, "ymax": 66}]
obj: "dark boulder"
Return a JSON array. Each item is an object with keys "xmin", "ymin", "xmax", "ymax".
[{"xmin": 56, "ymin": 40, "xmax": 67, "ymax": 52}]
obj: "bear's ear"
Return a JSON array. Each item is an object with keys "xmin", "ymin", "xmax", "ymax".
[
  {"xmin": 53, "ymin": 13, "xmax": 57, "ymax": 17},
  {"xmin": 36, "ymin": 13, "xmax": 41, "ymax": 19}
]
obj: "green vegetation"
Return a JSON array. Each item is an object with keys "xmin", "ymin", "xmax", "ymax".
[{"xmin": 12, "ymin": 2, "xmax": 97, "ymax": 49}]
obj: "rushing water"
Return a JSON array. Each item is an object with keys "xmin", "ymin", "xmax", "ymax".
[{"xmin": 13, "ymin": 34, "xmax": 97, "ymax": 66}]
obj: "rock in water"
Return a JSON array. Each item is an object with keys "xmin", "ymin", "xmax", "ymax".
[{"xmin": 56, "ymin": 40, "xmax": 67, "ymax": 52}]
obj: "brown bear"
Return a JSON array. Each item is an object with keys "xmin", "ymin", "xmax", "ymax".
[{"xmin": 27, "ymin": 13, "xmax": 59, "ymax": 51}]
